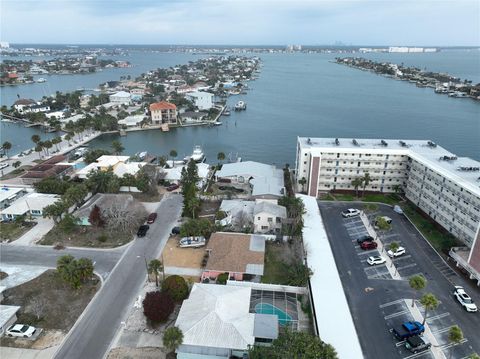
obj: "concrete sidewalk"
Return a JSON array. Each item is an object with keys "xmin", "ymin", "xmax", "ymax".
[
  {"xmin": 0, "ymin": 345, "xmax": 58, "ymax": 359},
  {"xmin": 164, "ymin": 266, "xmax": 201, "ymax": 276},
  {"xmin": 12, "ymin": 218, "xmax": 54, "ymax": 246}
]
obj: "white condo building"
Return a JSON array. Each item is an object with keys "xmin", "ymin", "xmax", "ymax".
[{"xmin": 295, "ymin": 137, "xmax": 480, "ymax": 250}]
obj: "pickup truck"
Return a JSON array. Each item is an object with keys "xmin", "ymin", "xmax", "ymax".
[{"xmin": 391, "ymin": 321, "xmax": 425, "ymax": 340}]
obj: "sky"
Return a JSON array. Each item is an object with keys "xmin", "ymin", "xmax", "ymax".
[{"xmin": 1, "ymin": 0, "xmax": 479, "ymax": 46}]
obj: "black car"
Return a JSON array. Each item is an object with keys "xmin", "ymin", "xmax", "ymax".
[
  {"xmin": 137, "ymin": 225, "xmax": 150, "ymax": 237},
  {"xmin": 171, "ymin": 226, "xmax": 181, "ymax": 235},
  {"xmin": 356, "ymin": 234, "xmax": 375, "ymax": 244},
  {"xmin": 405, "ymin": 335, "xmax": 431, "ymax": 354}
]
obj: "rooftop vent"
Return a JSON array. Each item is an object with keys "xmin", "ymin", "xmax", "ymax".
[
  {"xmin": 335, "ymin": 138, "xmax": 340, "ymax": 146},
  {"xmin": 440, "ymin": 155, "xmax": 458, "ymax": 161},
  {"xmin": 380, "ymin": 140, "xmax": 388, "ymax": 146},
  {"xmin": 427, "ymin": 141, "xmax": 437, "ymax": 148},
  {"xmin": 458, "ymin": 166, "xmax": 480, "ymax": 172},
  {"xmin": 399, "ymin": 141, "xmax": 407, "ymax": 147},
  {"xmin": 352, "ymin": 139, "xmax": 359, "ymax": 146}
]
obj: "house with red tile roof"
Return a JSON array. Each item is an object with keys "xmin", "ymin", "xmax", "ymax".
[{"xmin": 149, "ymin": 101, "xmax": 177, "ymax": 125}]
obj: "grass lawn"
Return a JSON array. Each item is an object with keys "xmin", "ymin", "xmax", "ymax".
[
  {"xmin": 39, "ymin": 224, "xmax": 134, "ymax": 248},
  {"xmin": 0, "ymin": 270, "xmax": 99, "ymax": 347},
  {"xmin": 323, "ymin": 192, "xmax": 402, "ymax": 206},
  {"xmin": 261, "ymin": 242, "xmax": 292, "ymax": 285},
  {"xmin": 0, "ymin": 221, "xmax": 36, "ymax": 242},
  {"xmin": 403, "ymin": 203, "xmax": 459, "ymax": 254},
  {"xmin": 0, "ymin": 165, "xmax": 32, "ymax": 180}
]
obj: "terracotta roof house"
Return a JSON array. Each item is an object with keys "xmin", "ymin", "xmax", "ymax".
[
  {"xmin": 149, "ymin": 101, "xmax": 177, "ymax": 125},
  {"xmin": 202, "ymin": 232, "xmax": 265, "ymax": 282}
]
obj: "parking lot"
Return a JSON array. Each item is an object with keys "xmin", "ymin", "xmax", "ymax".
[{"xmin": 319, "ymin": 201, "xmax": 480, "ymax": 359}]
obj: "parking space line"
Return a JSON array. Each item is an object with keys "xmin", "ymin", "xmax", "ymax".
[
  {"xmin": 380, "ymin": 299, "xmax": 405, "ymax": 308},
  {"xmin": 426, "ymin": 312, "xmax": 450, "ymax": 323},
  {"xmin": 395, "ymin": 340, "xmax": 407, "ymax": 347},
  {"xmin": 384, "ymin": 309, "xmax": 410, "ymax": 320},
  {"xmin": 439, "ymin": 338, "xmax": 468, "ymax": 350},
  {"xmin": 432, "ymin": 325, "xmax": 456, "ymax": 335},
  {"xmin": 396, "ymin": 263, "xmax": 417, "ymax": 271},
  {"xmin": 357, "ymin": 250, "xmax": 377, "ymax": 255},
  {"xmin": 402, "ymin": 350, "xmax": 433, "ymax": 359}
]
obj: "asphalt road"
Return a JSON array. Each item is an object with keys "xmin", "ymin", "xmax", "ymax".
[
  {"xmin": 54, "ymin": 193, "xmax": 183, "ymax": 359},
  {"xmin": 318, "ymin": 201, "xmax": 480, "ymax": 359},
  {"xmin": 0, "ymin": 244, "xmax": 123, "ymax": 280}
]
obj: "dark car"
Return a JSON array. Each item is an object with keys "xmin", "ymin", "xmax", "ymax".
[
  {"xmin": 218, "ymin": 185, "xmax": 244, "ymax": 193},
  {"xmin": 167, "ymin": 183, "xmax": 179, "ymax": 191},
  {"xmin": 147, "ymin": 213, "xmax": 157, "ymax": 224},
  {"xmin": 405, "ymin": 335, "xmax": 431, "ymax": 354},
  {"xmin": 137, "ymin": 225, "xmax": 150, "ymax": 237},
  {"xmin": 171, "ymin": 226, "xmax": 181, "ymax": 235},
  {"xmin": 360, "ymin": 241, "xmax": 377, "ymax": 250},
  {"xmin": 356, "ymin": 234, "xmax": 375, "ymax": 244}
]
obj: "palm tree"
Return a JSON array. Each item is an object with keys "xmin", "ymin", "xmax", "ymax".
[
  {"xmin": 170, "ymin": 149, "xmax": 178, "ymax": 165},
  {"xmin": 111, "ymin": 140, "xmax": 124, "ymax": 155},
  {"xmin": 217, "ymin": 152, "xmax": 225, "ymax": 162},
  {"xmin": 148, "ymin": 259, "xmax": 164, "ymax": 287},
  {"xmin": 163, "ymin": 326, "xmax": 183, "ymax": 353},
  {"xmin": 388, "ymin": 241, "xmax": 399, "ymax": 267},
  {"xmin": 351, "ymin": 177, "xmax": 363, "ymax": 198},
  {"xmin": 12, "ymin": 161, "xmax": 21, "ymax": 169},
  {"xmin": 64, "ymin": 133, "xmax": 72, "ymax": 146},
  {"xmin": 448, "ymin": 325, "xmax": 463, "ymax": 359},
  {"xmin": 420, "ymin": 293, "xmax": 439, "ymax": 325},
  {"xmin": 298, "ymin": 177, "xmax": 307, "ymax": 193},
  {"xmin": 43, "ymin": 140, "xmax": 53, "ymax": 156},
  {"xmin": 35, "ymin": 144, "xmax": 43, "ymax": 159},
  {"xmin": 52, "ymin": 136, "xmax": 62, "ymax": 151},
  {"xmin": 2, "ymin": 141, "xmax": 12, "ymax": 158},
  {"xmin": 409, "ymin": 275, "xmax": 426, "ymax": 307},
  {"xmin": 362, "ymin": 172, "xmax": 371, "ymax": 197},
  {"xmin": 31, "ymin": 134, "xmax": 41, "ymax": 145}
]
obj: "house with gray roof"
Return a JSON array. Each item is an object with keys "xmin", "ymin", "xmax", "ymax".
[{"xmin": 74, "ymin": 193, "xmax": 137, "ymax": 226}]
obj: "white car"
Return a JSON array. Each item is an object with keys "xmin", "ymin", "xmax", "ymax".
[
  {"xmin": 6, "ymin": 324, "xmax": 37, "ymax": 338},
  {"xmin": 387, "ymin": 246, "xmax": 406, "ymax": 258},
  {"xmin": 0, "ymin": 163, "xmax": 9, "ymax": 170},
  {"xmin": 453, "ymin": 286, "xmax": 477, "ymax": 312},
  {"xmin": 342, "ymin": 208, "xmax": 361, "ymax": 218},
  {"xmin": 367, "ymin": 256, "xmax": 386, "ymax": 266}
]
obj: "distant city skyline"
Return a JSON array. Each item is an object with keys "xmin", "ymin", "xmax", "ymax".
[{"xmin": 1, "ymin": 0, "xmax": 479, "ymax": 46}]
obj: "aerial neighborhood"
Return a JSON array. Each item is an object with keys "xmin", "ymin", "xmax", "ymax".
[{"xmin": 1, "ymin": 49, "xmax": 479, "ymax": 359}]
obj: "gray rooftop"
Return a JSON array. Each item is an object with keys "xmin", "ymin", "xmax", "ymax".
[
  {"xmin": 253, "ymin": 313, "xmax": 279, "ymax": 340},
  {"xmin": 298, "ymin": 137, "xmax": 480, "ymax": 195},
  {"xmin": 254, "ymin": 201, "xmax": 287, "ymax": 218},
  {"xmin": 75, "ymin": 193, "xmax": 136, "ymax": 218},
  {"xmin": 249, "ymin": 235, "xmax": 266, "ymax": 252}
]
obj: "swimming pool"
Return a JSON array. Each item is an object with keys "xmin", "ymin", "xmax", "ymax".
[{"xmin": 255, "ymin": 303, "xmax": 292, "ymax": 326}]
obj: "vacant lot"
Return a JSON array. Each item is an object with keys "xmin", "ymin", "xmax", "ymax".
[
  {"xmin": 163, "ymin": 236, "xmax": 205, "ymax": 268},
  {"xmin": 1, "ymin": 269, "xmax": 99, "ymax": 348},
  {"xmin": 262, "ymin": 241, "xmax": 293, "ymax": 285},
  {"xmin": 0, "ymin": 221, "xmax": 36, "ymax": 242},
  {"xmin": 39, "ymin": 224, "xmax": 133, "ymax": 248}
]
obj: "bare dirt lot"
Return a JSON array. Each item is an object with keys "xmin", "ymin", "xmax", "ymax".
[
  {"xmin": 0, "ymin": 221, "xmax": 36, "ymax": 243},
  {"xmin": 107, "ymin": 347, "xmax": 171, "ymax": 359},
  {"xmin": 0, "ymin": 269, "xmax": 99, "ymax": 349},
  {"xmin": 162, "ymin": 236, "xmax": 205, "ymax": 269},
  {"xmin": 39, "ymin": 224, "xmax": 133, "ymax": 248}
]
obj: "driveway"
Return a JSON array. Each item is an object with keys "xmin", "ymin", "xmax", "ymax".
[
  {"xmin": 12, "ymin": 218, "xmax": 54, "ymax": 246},
  {"xmin": 54, "ymin": 194, "xmax": 183, "ymax": 359}
]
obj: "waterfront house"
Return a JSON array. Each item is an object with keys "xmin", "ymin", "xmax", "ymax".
[
  {"xmin": 109, "ymin": 91, "xmax": 131, "ymax": 105},
  {"xmin": 118, "ymin": 115, "xmax": 145, "ymax": 128},
  {"xmin": 202, "ymin": 232, "xmax": 265, "ymax": 282},
  {"xmin": 149, "ymin": 101, "xmax": 177, "ymax": 125},
  {"xmin": 185, "ymin": 91, "xmax": 214, "ymax": 110},
  {"xmin": 21, "ymin": 156, "xmax": 72, "ymax": 185},
  {"xmin": 0, "ymin": 193, "xmax": 60, "ymax": 221},
  {"xmin": 74, "ymin": 193, "xmax": 137, "ymax": 225},
  {"xmin": 179, "ymin": 111, "xmax": 207, "ymax": 124},
  {"xmin": 13, "ymin": 98, "xmax": 36, "ymax": 113},
  {"xmin": 216, "ymin": 161, "xmax": 285, "ymax": 199},
  {"xmin": 75, "ymin": 155, "xmax": 145, "ymax": 179}
]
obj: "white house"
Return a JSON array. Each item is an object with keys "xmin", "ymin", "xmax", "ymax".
[
  {"xmin": 109, "ymin": 91, "xmax": 131, "ymax": 105},
  {"xmin": 0, "ymin": 193, "xmax": 60, "ymax": 221},
  {"xmin": 0, "ymin": 305, "xmax": 21, "ymax": 336},
  {"xmin": 75, "ymin": 155, "xmax": 145, "ymax": 179},
  {"xmin": 118, "ymin": 115, "xmax": 145, "ymax": 128},
  {"xmin": 0, "ymin": 187, "xmax": 27, "ymax": 210},
  {"xmin": 179, "ymin": 111, "xmax": 207, "ymax": 124},
  {"xmin": 185, "ymin": 91, "xmax": 214, "ymax": 110},
  {"xmin": 253, "ymin": 201, "xmax": 287, "ymax": 234}
]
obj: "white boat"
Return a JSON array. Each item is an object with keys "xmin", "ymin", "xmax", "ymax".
[
  {"xmin": 234, "ymin": 101, "xmax": 247, "ymax": 111},
  {"xmin": 212, "ymin": 121, "xmax": 222, "ymax": 126},
  {"xmin": 179, "ymin": 236, "xmax": 206, "ymax": 248},
  {"xmin": 36, "ymin": 78, "xmax": 47, "ymax": 83},
  {"xmin": 184, "ymin": 145, "xmax": 205, "ymax": 163}
]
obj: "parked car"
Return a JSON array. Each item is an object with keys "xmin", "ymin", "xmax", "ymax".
[
  {"xmin": 137, "ymin": 224, "xmax": 150, "ymax": 237},
  {"xmin": 147, "ymin": 213, "xmax": 157, "ymax": 224},
  {"xmin": 453, "ymin": 286, "xmax": 478, "ymax": 312},
  {"xmin": 387, "ymin": 246, "xmax": 406, "ymax": 258},
  {"xmin": 171, "ymin": 226, "xmax": 181, "ymax": 235},
  {"xmin": 6, "ymin": 324, "xmax": 36, "ymax": 338},
  {"xmin": 179, "ymin": 236, "xmax": 206, "ymax": 248},
  {"xmin": 167, "ymin": 183, "xmax": 179, "ymax": 192},
  {"xmin": 393, "ymin": 205, "xmax": 403, "ymax": 214},
  {"xmin": 360, "ymin": 241, "xmax": 378, "ymax": 250},
  {"xmin": 357, "ymin": 234, "xmax": 375, "ymax": 244},
  {"xmin": 367, "ymin": 256, "xmax": 386, "ymax": 266},
  {"xmin": 391, "ymin": 321, "xmax": 425, "ymax": 340},
  {"xmin": 405, "ymin": 335, "xmax": 431, "ymax": 354},
  {"xmin": 0, "ymin": 163, "xmax": 9, "ymax": 170},
  {"xmin": 341, "ymin": 208, "xmax": 361, "ymax": 218}
]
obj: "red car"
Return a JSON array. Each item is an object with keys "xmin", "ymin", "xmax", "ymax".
[
  {"xmin": 147, "ymin": 213, "xmax": 157, "ymax": 224},
  {"xmin": 360, "ymin": 240, "xmax": 377, "ymax": 250},
  {"xmin": 167, "ymin": 184, "xmax": 179, "ymax": 191}
]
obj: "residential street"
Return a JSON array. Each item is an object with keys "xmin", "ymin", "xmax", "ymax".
[
  {"xmin": 0, "ymin": 243, "xmax": 123, "ymax": 280},
  {"xmin": 53, "ymin": 193, "xmax": 183, "ymax": 359}
]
